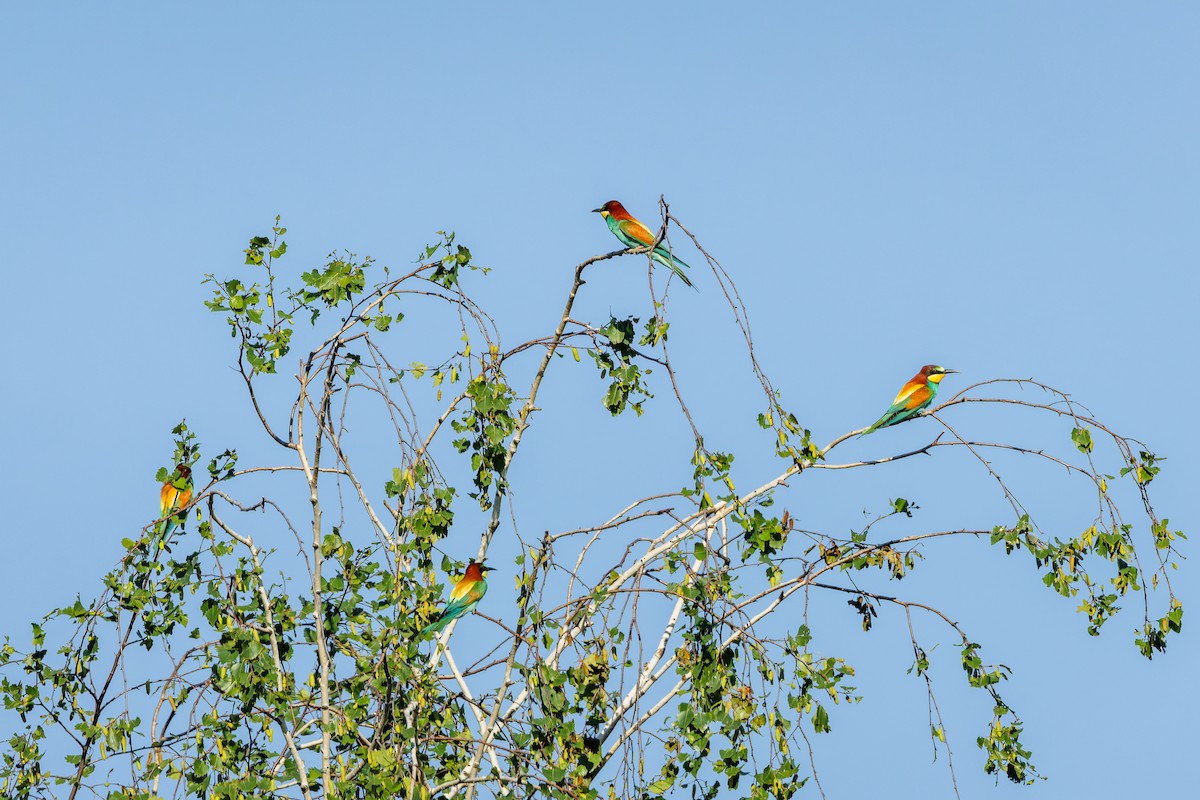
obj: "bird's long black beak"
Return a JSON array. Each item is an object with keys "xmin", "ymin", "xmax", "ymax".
[
  {"xmin": 942, "ymin": 369, "xmax": 959, "ymax": 374},
  {"xmin": 591, "ymin": 207, "xmax": 604, "ymax": 213}
]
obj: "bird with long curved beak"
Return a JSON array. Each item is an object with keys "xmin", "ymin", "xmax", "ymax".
[
  {"xmin": 421, "ymin": 560, "xmax": 491, "ymax": 637},
  {"xmin": 159, "ymin": 464, "xmax": 193, "ymax": 537},
  {"xmin": 859, "ymin": 365, "xmax": 958, "ymax": 436},
  {"xmin": 592, "ymin": 200, "xmax": 695, "ymax": 288}
]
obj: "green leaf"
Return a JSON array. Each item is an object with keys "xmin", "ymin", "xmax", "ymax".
[{"xmin": 811, "ymin": 704, "xmax": 830, "ymax": 733}]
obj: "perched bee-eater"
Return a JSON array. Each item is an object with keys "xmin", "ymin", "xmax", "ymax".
[
  {"xmin": 859, "ymin": 365, "xmax": 958, "ymax": 436},
  {"xmin": 421, "ymin": 560, "xmax": 491, "ymax": 637},
  {"xmin": 592, "ymin": 200, "xmax": 695, "ymax": 288},
  {"xmin": 159, "ymin": 464, "xmax": 193, "ymax": 536}
]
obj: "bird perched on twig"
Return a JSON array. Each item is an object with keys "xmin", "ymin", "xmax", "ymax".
[
  {"xmin": 592, "ymin": 200, "xmax": 695, "ymax": 288},
  {"xmin": 159, "ymin": 464, "xmax": 193, "ymax": 537},
  {"xmin": 421, "ymin": 560, "xmax": 491, "ymax": 637},
  {"xmin": 859, "ymin": 365, "xmax": 958, "ymax": 436}
]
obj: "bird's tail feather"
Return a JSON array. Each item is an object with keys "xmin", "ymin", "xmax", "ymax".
[
  {"xmin": 857, "ymin": 412, "xmax": 894, "ymax": 438},
  {"xmin": 653, "ymin": 249, "xmax": 696, "ymax": 288},
  {"xmin": 420, "ymin": 615, "xmax": 450, "ymax": 638},
  {"xmin": 669, "ymin": 261, "xmax": 696, "ymax": 288}
]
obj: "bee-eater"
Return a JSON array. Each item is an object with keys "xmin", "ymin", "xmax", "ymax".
[
  {"xmin": 421, "ymin": 560, "xmax": 491, "ymax": 637},
  {"xmin": 859, "ymin": 365, "xmax": 958, "ymax": 436},
  {"xmin": 592, "ymin": 200, "xmax": 695, "ymax": 288},
  {"xmin": 159, "ymin": 464, "xmax": 193, "ymax": 537}
]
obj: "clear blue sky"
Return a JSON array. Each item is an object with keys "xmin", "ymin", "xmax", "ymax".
[{"xmin": 2, "ymin": 4, "xmax": 1196, "ymax": 797}]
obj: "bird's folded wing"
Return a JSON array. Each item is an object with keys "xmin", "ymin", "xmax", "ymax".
[
  {"xmin": 891, "ymin": 380, "xmax": 927, "ymax": 408},
  {"xmin": 438, "ymin": 597, "xmax": 467, "ymax": 620},
  {"xmin": 448, "ymin": 578, "xmax": 474, "ymax": 602},
  {"xmin": 901, "ymin": 384, "xmax": 932, "ymax": 410},
  {"xmin": 161, "ymin": 484, "xmax": 177, "ymax": 517},
  {"xmin": 616, "ymin": 218, "xmax": 656, "ymax": 247}
]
